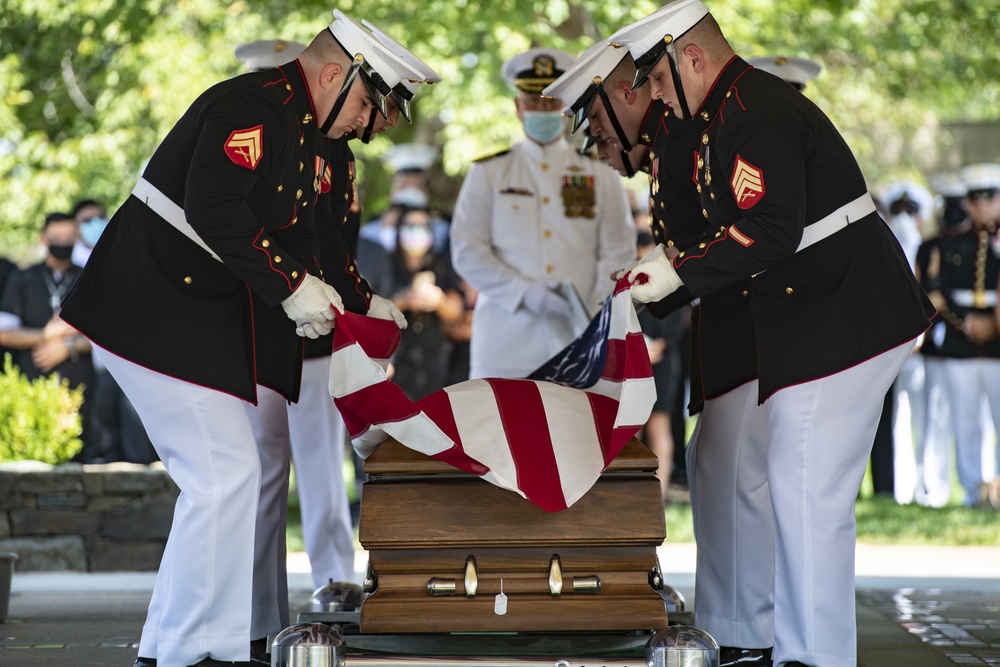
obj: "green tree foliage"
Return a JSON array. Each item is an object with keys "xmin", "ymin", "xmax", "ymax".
[
  {"xmin": 0, "ymin": 355, "xmax": 84, "ymax": 464},
  {"xmin": 1, "ymin": 0, "xmax": 999, "ymax": 250}
]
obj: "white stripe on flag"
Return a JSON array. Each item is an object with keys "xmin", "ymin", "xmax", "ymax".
[
  {"xmin": 537, "ymin": 382, "xmax": 607, "ymax": 506},
  {"xmin": 378, "ymin": 412, "xmax": 454, "ymax": 458},
  {"xmin": 329, "ymin": 343, "xmax": 389, "ymax": 398},
  {"xmin": 614, "ymin": 376, "xmax": 657, "ymax": 428},
  {"xmin": 446, "ymin": 380, "xmax": 520, "ymax": 492}
]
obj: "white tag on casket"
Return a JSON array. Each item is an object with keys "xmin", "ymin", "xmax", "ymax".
[{"xmin": 494, "ymin": 578, "xmax": 507, "ymax": 615}]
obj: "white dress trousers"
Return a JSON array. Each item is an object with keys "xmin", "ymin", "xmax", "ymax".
[
  {"xmin": 941, "ymin": 357, "xmax": 1000, "ymax": 505},
  {"xmin": 248, "ymin": 356, "xmax": 355, "ymax": 592},
  {"xmin": 99, "ymin": 345, "xmax": 259, "ymax": 667},
  {"xmin": 688, "ymin": 340, "xmax": 914, "ymax": 667},
  {"xmin": 920, "ymin": 356, "xmax": 955, "ymax": 507}
]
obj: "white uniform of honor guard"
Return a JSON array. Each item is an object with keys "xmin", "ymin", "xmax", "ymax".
[{"xmin": 451, "ymin": 48, "xmax": 635, "ymax": 379}]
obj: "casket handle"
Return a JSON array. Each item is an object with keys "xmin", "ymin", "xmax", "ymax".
[
  {"xmin": 548, "ymin": 554, "xmax": 563, "ymax": 596},
  {"xmin": 464, "ymin": 555, "xmax": 478, "ymax": 597}
]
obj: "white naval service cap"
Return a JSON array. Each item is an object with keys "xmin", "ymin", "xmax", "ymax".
[
  {"xmin": 328, "ymin": 9, "xmax": 425, "ymax": 118},
  {"xmin": 234, "ymin": 39, "xmax": 307, "ymax": 72},
  {"xmin": 880, "ymin": 181, "xmax": 934, "ymax": 221},
  {"xmin": 607, "ymin": 0, "xmax": 709, "ymax": 87},
  {"xmin": 928, "ymin": 170, "xmax": 966, "ymax": 198},
  {"xmin": 746, "ymin": 55, "xmax": 822, "ymax": 89},
  {"xmin": 383, "ymin": 143, "xmax": 439, "ymax": 173},
  {"xmin": 501, "ymin": 47, "xmax": 576, "ymax": 94},
  {"xmin": 362, "ymin": 19, "xmax": 441, "ymax": 93},
  {"xmin": 960, "ymin": 163, "xmax": 1000, "ymax": 193},
  {"xmin": 542, "ymin": 40, "xmax": 631, "ymax": 132}
]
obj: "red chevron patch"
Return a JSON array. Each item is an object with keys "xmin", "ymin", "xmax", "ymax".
[
  {"xmin": 224, "ymin": 125, "xmax": 263, "ymax": 170},
  {"xmin": 731, "ymin": 155, "xmax": 765, "ymax": 209}
]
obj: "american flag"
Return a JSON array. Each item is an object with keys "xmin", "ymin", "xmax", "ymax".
[{"xmin": 328, "ymin": 278, "xmax": 655, "ymax": 512}]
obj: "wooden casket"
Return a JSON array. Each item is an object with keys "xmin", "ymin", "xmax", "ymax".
[{"xmin": 357, "ymin": 437, "xmax": 669, "ymax": 634}]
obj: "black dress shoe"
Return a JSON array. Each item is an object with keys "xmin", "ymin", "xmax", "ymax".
[
  {"xmin": 135, "ymin": 659, "xmax": 157, "ymax": 667},
  {"xmin": 720, "ymin": 646, "xmax": 773, "ymax": 666},
  {"xmin": 249, "ymin": 637, "xmax": 270, "ymax": 664}
]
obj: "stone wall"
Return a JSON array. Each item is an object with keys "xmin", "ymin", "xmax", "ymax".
[{"xmin": 0, "ymin": 461, "xmax": 178, "ymax": 571}]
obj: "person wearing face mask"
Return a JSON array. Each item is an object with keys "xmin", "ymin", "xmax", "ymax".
[
  {"xmin": 363, "ymin": 206, "xmax": 466, "ymax": 400},
  {"xmin": 71, "ymin": 199, "xmax": 109, "ymax": 266},
  {"xmin": 0, "ymin": 213, "xmax": 95, "ymax": 439},
  {"xmin": 450, "ymin": 47, "xmax": 635, "ymax": 380},
  {"xmin": 58, "ymin": 10, "xmax": 431, "ymax": 667}
]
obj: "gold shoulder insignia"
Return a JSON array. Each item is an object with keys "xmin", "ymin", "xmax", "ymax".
[
  {"xmin": 473, "ymin": 148, "xmax": 510, "ymax": 163},
  {"xmin": 566, "ymin": 165, "xmax": 585, "ymax": 172}
]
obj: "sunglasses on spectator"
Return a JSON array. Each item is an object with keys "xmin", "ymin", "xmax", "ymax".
[{"xmin": 967, "ymin": 188, "xmax": 999, "ymax": 202}]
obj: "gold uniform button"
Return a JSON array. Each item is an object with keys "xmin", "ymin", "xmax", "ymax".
[
  {"xmin": 741, "ymin": 289, "xmax": 749, "ymax": 297},
  {"xmin": 285, "ymin": 83, "xmax": 291, "ymax": 91},
  {"xmin": 546, "ymin": 265, "xmax": 554, "ymax": 273},
  {"xmin": 699, "ymin": 242, "xmax": 707, "ymax": 249},
  {"xmin": 295, "ymin": 189, "xmax": 302, "ymax": 199},
  {"xmin": 666, "ymin": 240, "xmax": 674, "ymax": 247},
  {"xmin": 277, "ymin": 185, "xmax": 283, "ymax": 192},
  {"xmin": 698, "ymin": 158, "xmax": 704, "ymax": 169},
  {"xmin": 710, "ymin": 193, "xmax": 716, "ymax": 200},
  {"xmin": 292, "ymin": 216, "xmax": 298, "ymax": 224},
  {"xmin": 785, "ymin": 287, "xmax": 794, "ymax": 295},
  {"xmin": 702, "ymin": 133, "xmax": 709, "ymax": 144},
  {"xmin": 544, "ymin": 230, "xmax": 552, "ymax": 238},
  {"xmin": 726, "ymin": 90, "xmax": 732, "ymax": 98},
  {"xmin": 299, "ymin": 137, "xmax": 304, "ymax": 145},
  {"xmin": 262, "ymin": 240, "xmax": 270, "ymax": 248},
  {"xmin": 349, "ymin": 265, "xmax": 355, "ymax": 272},
  {"xmin": 642, "ymin": 133, "xmax": 650, "ymax": 142},
  {"xmin": 541, "ymin": 162, "xmax": 549, "ymax": 170},
  {"xmin": 344, "ymin": 192, "xmax": 349, "ymax": 200},
  {"xmin": 301, "ymin": 200, "xmax": 307, "ymax": 207},
  {"xmin": 696, "ymin": 184, "xmax": 702, "ymax": 193},
  {"xmin": 542, "ymin": 196, "xmax": 550, "ymax": 204},
  {"xmin": 715, "ymin": 232, "xmax": 722, "ymax": 238},
  {"xmin": 343, "ymin": 216, "xmax": 348, "ymax": 223},
  {"xmin": 678, "ymin": 251, "xmax": 685, "ymax": 258},
  {"xmin": 701, "ymin": 111, "xmax": 710, "ymax": 121},
  {"xmin": 274, "ymin": 256, "xmax": 282, "ymax": 263},
  {"xmin": 365, "ymin": 291, "xmax": 372, "ymax": 298},
  {"xmin": 184, "ymin": 276, "xmax": 192, "ymax": 284},
  {"xmin": 303, "ymin": 114, "xmax": 312, "ymax": 124},
  {"xmin": 660, "ymin": 201, "xmax": 665, "ymax": 209},
  {"xmin": 291, "ymin": 271, "xmax": 299, "ymax": 279},
  {"xmin": 299, "ymin": 162, "xmax": 304, "ymax": 172},
  {"xmin": 702, "ymin": 209, "xmax": 709, "ymax": 218},
  {"xmin": 650, "ymin": 151, "xmax": 656, "ymax": 160}
]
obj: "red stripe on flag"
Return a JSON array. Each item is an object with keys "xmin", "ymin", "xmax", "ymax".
[
  {"xmin": 587, "ymin": 391, "xmax": 619, "ymax": 466},
  {"xmin": 334, "ymin": 377, "xmax": 420, "ymax": 438},
  {"xmin": 602, "ymin": 332, "xmax": 654, "ymax": 381},
  {"xmin": 417, "ymin": 390, "xmax": 490, "ymax": 476},
  {"xmin": 486, "ymin": 378, "xmax": 567, "ymax": 512},
  {"xmin": 333, "ymin": 311, "xmax": 400, "ymax": 360}
]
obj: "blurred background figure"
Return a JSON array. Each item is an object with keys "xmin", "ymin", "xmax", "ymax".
[
  {"xmin": 0, "ymin": 212, "xmax": 95, "ymax": 456},
  {"xmin": 363, "ymin": 204, "xmax": 466, "ymax": 400},
  {"xmin": 451, "ymin": 47, "xmax": 634, "ymax": 379},
  {"xmin": 71, "ymin": 199, "xmax": 109, "ymax": 267},
  {"xmin": 745, "ymin": 55, "xmax": 821, "ymax": 92},
  {"xmin": 876, "ymin": 181, "xmax": 935, "ymax": 504},
  {"xmin": 920, "ymin": 163, "xmax": 1000, "ymax": 507}
]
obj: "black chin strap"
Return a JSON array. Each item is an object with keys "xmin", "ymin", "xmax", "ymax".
[
  {"xmin": 320, "ymin": 60, "xmax": 361, "ymax": 135},
  {"xmin": 619, "ymin": 149, "xmax": 636, "ymax": 178},
  {"xmin": 359, "ymin": 108, "xmax": 378, "ymax": 144},
  {"xmin": 665, "ymin": 43, "xmax": 692, "ymax": 121}
]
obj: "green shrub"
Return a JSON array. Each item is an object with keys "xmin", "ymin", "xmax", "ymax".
[{"xmin": 0, "ymin": 354, "xmax": 84, "ymax": 464}]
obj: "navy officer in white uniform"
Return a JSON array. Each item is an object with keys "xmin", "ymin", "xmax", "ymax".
[
  {"xmin": 613, "ymin": 2, "xmax": 934, "ymax": 666},
  {"xmin": 450, "ymin": 47, "xmax": 635, "ymax": 379},
  {"xmin": 60, "ymin": 10, "xmax": 425, "ymax": 667}
]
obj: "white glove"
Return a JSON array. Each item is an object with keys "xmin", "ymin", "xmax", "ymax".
[
  {"xmin": 611, "ymin": 243, "xmax": 667, "ymax": 280},
  {"xmin": 281, "ymin": 273, "xmax": 343, "ymax": 339},
  {"xmin": 368, "ymin": 294, "xmax": 408, "ymax": 329},
  {"xmin": 627, "ymin": 253, "xmax": 684, "ymax": 303},
  {"xmin": 522, "ymin": 282, "xmax": 572, "ymax": 318}
]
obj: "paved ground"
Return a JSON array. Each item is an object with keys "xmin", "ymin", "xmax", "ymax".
[{"xmin": 2, "ymin": 544, "xmax": 999, "ymax": 666}]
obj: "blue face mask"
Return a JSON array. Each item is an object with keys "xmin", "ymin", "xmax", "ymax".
[
  {"xmin": 80, "ymin": 217, "xmax": 108, "ymax": 247},
  {"xmin": 523, "ymin": 111, "xmax": 565, "ymax": 144}
]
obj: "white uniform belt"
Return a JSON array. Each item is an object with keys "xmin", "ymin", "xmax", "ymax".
[
  {"xmin": 950, "ymin": 289, "xmax": 998, "ymax": 308},
  {"xmin": 131, "ymin": 177, "xmax": 221, "ymax": 261},
  {"xmin": 795, "ymin": 192, "xmax": 877, "ymax": 253}
]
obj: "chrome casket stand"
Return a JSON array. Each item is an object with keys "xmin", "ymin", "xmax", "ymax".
[{"xmin": 271, "ymin": 623, "xmax": 345, "ymax": 667}]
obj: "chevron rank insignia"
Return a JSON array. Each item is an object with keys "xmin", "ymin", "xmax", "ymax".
[
  {"xmin": 731, "ymin": 155, "xmax": 765, "ymax": 209},
  {"xmin": 224, "ymin": 125, "xmax": 263, "ymax": 170}
]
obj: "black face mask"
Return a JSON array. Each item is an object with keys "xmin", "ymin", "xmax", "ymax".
[{"xmin": 47, "ymin": 243, "xmax": 74, "ymax": 260}]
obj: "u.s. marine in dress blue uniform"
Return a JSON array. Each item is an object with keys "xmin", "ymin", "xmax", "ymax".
[
  {"xmin": 612, "ymin": 3, "xmax": 934, "ymax": 667},
  {"xmin": 59, "ymin": 11, "xmax": 428, "ymax": 666}
]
